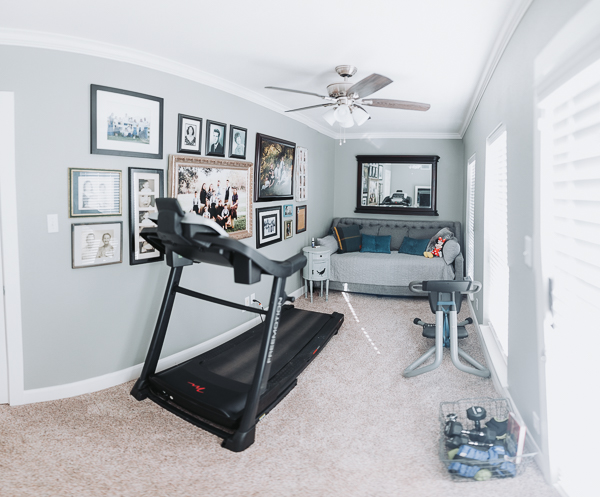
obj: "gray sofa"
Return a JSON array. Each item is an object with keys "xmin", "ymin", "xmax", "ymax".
[{"xmin": 321, "ymin": 217, "xmax": 464, "ymax": 297}]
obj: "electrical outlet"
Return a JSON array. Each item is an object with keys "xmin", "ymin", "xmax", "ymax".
[
  {"xmin": 251, "ymin": 293, "xmax": 256, "ymax": 306},
  {"xmin": 243, "ymin": 296, "xmax": 249, "ymax": 312}
]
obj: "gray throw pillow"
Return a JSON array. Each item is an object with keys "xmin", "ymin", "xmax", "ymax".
[
  {"xmin": 427, "ymin": 227, "xmax": 456, "ymax": 252},
  {"xmin": 442, "ymin": 239, "xmax": 461, "ymax": 265},
  {"xmin": 317, "ymin": 235, "xmax": 339, "ymax": 254}
]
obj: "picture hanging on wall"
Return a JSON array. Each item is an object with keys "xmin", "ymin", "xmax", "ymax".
[
  {"xmin": 295, "ymin": 146, "xmax": 307, "ymax": 201},
  {"xmin": 69, "ymin": 168, "xmax": 122, "ymax": 217},
  {"xmin": 177, "ymin": 114, "xmax": 202, "ymax": 155},
  {"xmin": 255, "ymin": 133, "xmax": 295, "ymax": 202},
  {"xmin": 283, "ymin": 204, "xmax": 293, "ymax": 217},
  {"xmin": 284, "ymin": 219, "xmax": 293, "ymax": 240},
  {"xmin": 90, "ymin": 85, "xmax": 163, "ymax": 159},
  {"xmin": 296, "ymin": 205, "xmax": 307, "ymax": 234},
  {"xmin": 71, "ymin": 221, "xmax": 123, "ymax": 269},
  {"xmin": 229, "ymin": 125, "xmax": 247, "ymax": 159},
  {"xmin": 168, "ymin": 154, "xmax": 253, "ymax": 240},
  {"xmin": 206, "ymin": 120, "xmax": 227, "ymax": 157},
  {"xmin": 256, "ymin": 205, "xmax": 282, "ymax": 248},
  {"xmin": 128, "ymin": 167, "xmax": 164, "ymax": 265}
]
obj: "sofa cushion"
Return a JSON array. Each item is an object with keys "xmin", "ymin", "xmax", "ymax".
[
  {"xmin": 378, "ymin": 226, "xmax": 408, "ymax": 251},
  {"xmin": 442, "ymin": 239, "xmax": 461, "ymax": 265},
  {"xmin": 398, "ymin": 237, "xmax": 430, "ymax": 256},
  {"xmin": 317, "ymin": 235, "xmax": 339, "ymax": 254},
  {"xmin": 408, "ymin": 226, "xmax": 441, "ymax": 240},
  {"xmin": 332, "ymin": 225, "xmax": 362, "ymax": 253},
  {"xmin": 426, "ymin": 227, "xmax": 456, "ymax": 252},
  {"xmin": 361, "ymin": 235, "xmax": 391, "ymax": 254}
]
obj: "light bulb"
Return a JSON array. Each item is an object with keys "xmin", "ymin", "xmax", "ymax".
[{"xmin": 334, "ymin": 104, "xmax": 351, "ymax": 122}]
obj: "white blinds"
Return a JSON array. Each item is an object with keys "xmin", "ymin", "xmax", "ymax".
[
  {"xmin": 484, "ymin": 127, "xmax": 509, "ymax": 356},
  {"xmin": 466, "ymin": 156, "xmax": 476, "ymax": 284}
]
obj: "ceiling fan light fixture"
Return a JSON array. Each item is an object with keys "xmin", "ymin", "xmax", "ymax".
[
  {"xmin": 352, "ymin": 106, "xmax": 370, "ymax": 126},
  {"xmin": 334, "ymin": 103, "xmax": 351, "ymax": 123},
  {"xmin": 339, "ymin": 113, "xmax": 355, "ymax": 128},
  {"xmin": 322, "ymin": 107, "xmax": 337, "ymax": 126}
]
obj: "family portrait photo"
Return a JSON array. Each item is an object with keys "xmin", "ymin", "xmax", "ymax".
[
  {"xmin": 168, "ymin": 155, "xmax": 254, "ymax": 240},
  {"xmin": 177, "ymin": 114, "xmax": 202, "ymax": 154},
  {"xmin": 72, "ymin": 222, "xmax": 123, "ymax": 268},
  {"xmin": 229, "ymin": 125, "xmax": 247, "ymax": 159},
  {"xmin": 206, "ymin": 120, "xmax": 226, "ymax": 157},
  {"xmin": 91, "ymin": 85, "xmax": 163, "ymax": 159},
  {"xmin": 256, "ymin": 206, "xmax": 282, "ymax": 248},
  {"xmin": 129, "ymin": 167, "xmax": 164, "ymax": 265},
  {"xmin": 255, "ymin": 134, "xmax": 295, "ymax": 202},
  {"xmin": 70, "ymin": 168, "xmax": 121, "ymax": 217}
]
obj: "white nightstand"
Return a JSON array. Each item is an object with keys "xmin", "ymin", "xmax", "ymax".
[{"xmin": 302, "ymin": 246, "xmax": 330, "ymax": 303}]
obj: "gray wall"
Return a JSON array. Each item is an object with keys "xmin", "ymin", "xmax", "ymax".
[
  {"xmin": 332, "ymin": 138, "xmax": 465, "ymax": 235},
  {"xmin": 0, "ymin": 46, "xmax": 336, "ymax": 390},
  {"xmin": 462, "ymin": 0, "xmax": 590, "ymax": 473}
]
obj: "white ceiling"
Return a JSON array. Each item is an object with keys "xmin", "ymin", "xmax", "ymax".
[{"xmin": 0, "ymin": 0, "xmax": 531, "ymax": 139}]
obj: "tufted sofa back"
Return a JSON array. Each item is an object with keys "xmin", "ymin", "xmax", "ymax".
[{"xmin": 329, "ymin": 217, "xmax": 463, "ymax": 251}]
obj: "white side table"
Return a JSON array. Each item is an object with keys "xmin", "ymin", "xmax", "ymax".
[{"xmin": 302, "ymin": 246, "xmax": 331, "ymax": 303}]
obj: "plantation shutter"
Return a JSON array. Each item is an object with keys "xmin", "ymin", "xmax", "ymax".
[
  {"xmin": 466, "ymin": 156, "xmax": 476, "ymax": 286},
  {"xmin": 484, "ymin": 126, "xmax": 509, "ymax": 355}
]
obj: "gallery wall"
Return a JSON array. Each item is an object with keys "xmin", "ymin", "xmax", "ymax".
[{"xmin": 0, "ymin": 46, "xmax": 336, "ymax": 391}]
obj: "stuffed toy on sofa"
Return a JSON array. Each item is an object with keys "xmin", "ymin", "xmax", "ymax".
[{"xmin": 424, "ymin": 237, "xmax": 446, "ymax": 258}]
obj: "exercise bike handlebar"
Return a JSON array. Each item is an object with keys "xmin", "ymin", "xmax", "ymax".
[{"xmin": 409, "ymin": 279, "xmax": 482, "ymax": 295}]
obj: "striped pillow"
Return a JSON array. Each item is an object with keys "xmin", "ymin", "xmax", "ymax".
[{"xmin": 332, "ymin": 225, "xmax": 362, "ymax": 253}]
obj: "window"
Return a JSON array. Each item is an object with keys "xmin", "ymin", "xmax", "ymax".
[
  {"xmin": 466, "ymin": 155, "xmax": 476, "ymax": 289},
  {"xmin": 484, "ymin": 125, "xmax": 509, "ymax": 356}
]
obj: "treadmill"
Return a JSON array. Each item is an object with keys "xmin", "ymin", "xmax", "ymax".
[{"xmin": 131, "ymin": 198, "xmax": 344, "ymax": 452}]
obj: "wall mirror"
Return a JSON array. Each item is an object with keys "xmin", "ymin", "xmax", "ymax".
[{"xmin": 355, "ymin": 155, "xmax": 439, "ymax": 216}]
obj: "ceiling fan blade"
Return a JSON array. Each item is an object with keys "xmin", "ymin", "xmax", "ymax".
[
  {"xmin": 265, "ymin": 86, "xmax": 329, "ymax": 99},
  {"xmin": 362, "ymin": 99, "xmax": 431, "ymax": 111},
  {"xmin": 346, "ymin": 74, "xmax": 392, "ymax": 99},
  {"xmin": 285, "ymin": 103, "xmax": 335, "ymax": 113}
]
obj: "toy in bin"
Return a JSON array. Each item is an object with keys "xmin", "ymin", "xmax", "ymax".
[{"xmin": 443, "ymin": 405, "xmax": 524, "ymax": 480}]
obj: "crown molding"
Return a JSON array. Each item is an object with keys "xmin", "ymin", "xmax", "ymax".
[
  {"xmin": 339, "ymin": 131, "xmax": 462, "ymax": 140},
  {"xmin": 458, "ymin": 0, "xmax": 534, "ymax": 138}
]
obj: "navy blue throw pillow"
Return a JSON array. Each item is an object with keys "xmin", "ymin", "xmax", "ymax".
[
  {"xmin": 332, "ymin": 225, "xmax": 362, "ymax": 253},
  {"xmin": 360, "ymin": 235, "xmax": 392, "ymax": 254},
  {"xmin": 398, "ymin": 236, "xmax": 430, "ymax": 256}
]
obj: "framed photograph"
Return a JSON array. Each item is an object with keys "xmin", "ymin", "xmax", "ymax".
[
  {"xmin": 91, "ymin": 85, "xmax": 163, "ymax": 159},
  {"xmin": 295, "ymin": 146, "xmax": 308, "ymax": 201},
  {"xmin": 177, "ymin": 114, "xmax": 202, "ymax": 154},
  {"xmin": 256, "ymin": 206, "xmax": 282, "ymax": 249},
  {"xmin": 72, "ymin": 221, "xmax": 123, "ymax": 268},
  {"xmin": 284, "ymin": 219, "xmax": 293, "ymax": 240},
  {"xmin": 129, "ymin": 167, "xmax": 164, "ymax": 265},
  {"xmin": 206, "ymin": 120, "xmax": 226, "ymax": 157},
  {"xmin": 283, "ymin": 204, "xmax": 293, "ymax": 217},
  {"xmin": 69, "ymin": 168, "xmax": 121, "ymax": 217},
  {"xmin": 168, "ymin": 154, "xmax": 253, "ymax": 240},
  {"xmin": 296, "ymin": 205, "xmax": 306, "ymax": 234},
  {"xmin": 229, "ymin": 125, "xmax": 247, "ymax": 159},
  {"xmin": 255, "ymin": 133, "xmax": 295, "ymax": 202}
]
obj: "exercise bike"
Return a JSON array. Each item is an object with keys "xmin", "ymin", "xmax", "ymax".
[{"xmin": 403, "ymin": 279, "xmax": 490, "ymax": 378}]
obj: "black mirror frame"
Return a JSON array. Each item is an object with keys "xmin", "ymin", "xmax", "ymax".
[{"xmin": 354, "ymin": 155, "xmax": 439, "ymax": 216}]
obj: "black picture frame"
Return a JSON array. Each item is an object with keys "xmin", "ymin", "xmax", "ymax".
[
  {"xmin": 69, "ymin": 168, "xmax": 122, "ymax": 217},
  {"xmin": 177, "ymin": 114, "xmax": 202, "ymax": 155},
  {"xmin": 128, "ymin": 167, "xmax": 164, "ymax": 265},
  {"xmin": 71, "ymin": 221, "xmax": 123, "ymax": 268},
  {"xmin": 90, "ymin": 84, "xmax": 163, "ymax": 159},
  {"xmin": 229, "ymin": 125, "xmax": 247, "ymax": 159},
  {"xmin": 256, "ymin": 206, "xmax": 282, "ymax": 248},
  {"xmin": 254, "ymin": 133, "xmax": 295, "ymax": 202},
  {"xmin": 296, "ymin": 205, "xmax": 307, "ymax": 234},
  {"xmin": 206, "ymin": 120, "xmax": 227, "ymax": 157}
]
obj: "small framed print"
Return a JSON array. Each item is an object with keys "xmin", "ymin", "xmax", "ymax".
[
  {"xmin": 72, "ymin": 221, "xmax": 123, "ymax": 268},
  {"xmin": 295, "ymin": 146, "xmax": 307, "ymax": 201},
  {"xmin": 229, "ymin": 125, "xmax": 247, "ymax": 159},
  {"xmin": 69, "ymin": 168, "xmax": 121, "ymax": 217},
  {"xmin": 296, "ymin": 205, "xmax": 306, "ymax": 234},
  {"xmin": 206, "ymin": 120, "xmax": 226, "ymax": 157},
  {"xmin": 284, "ymin": 219, "xmax": 293, "ymax": 240},
  {"xmin": 129, "ymin": 167, "xmax": 164, "ymax": 265},
  {"xmin": 177, "ymin": 114, "xmax": 202, "ymax": 154},
  {"xmin": 256, "ymin": 206, "xmax": 282, "ymax": 249},
  {"xmin": 283, "ymin": 204, "xmax": 293, "ymax": 217},
  {"xmin": 91, "ymin": 85, "xmax": 163, "ymax": 159}
]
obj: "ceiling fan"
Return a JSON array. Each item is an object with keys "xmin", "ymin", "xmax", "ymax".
[{"xmin": 266, "ymin": 65, "xmax": 430, "ymax": 128}]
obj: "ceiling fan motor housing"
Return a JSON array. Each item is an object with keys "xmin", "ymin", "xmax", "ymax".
[{"xmin": 327, "ymin": 82, "xmax": 353, "ymax": 99}]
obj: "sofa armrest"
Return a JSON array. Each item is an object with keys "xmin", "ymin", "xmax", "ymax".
[{"xmin": 453, "ymin": 252, "xmax": 464, "ymax": 280}]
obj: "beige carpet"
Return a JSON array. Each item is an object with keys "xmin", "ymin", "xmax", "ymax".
[{"xmin": 0, "ymin": 291, "xmax": 559, "ymax": 497}]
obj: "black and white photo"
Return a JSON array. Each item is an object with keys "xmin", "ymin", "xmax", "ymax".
[
  {"xmin": 177, "ymin": 114, "xmax": 202, "ymax": 154},
  {"xmin": 229, "ymin": 125, "xmax": 247, "ymax": 159},
  {"xmin": 91, "ymin": 85, "xmax": 163, "ymax": 159},
  {"xmin": 69, "ymin": 168, "xmax": 121, "ymax": 217},
  {"xmin": 72, "ymin": 222, "xmax": 123, "ymax": 268},
  {"xmin": 256, "ymin": 206, "xmax": 282, "ymax": 248},
  {"xmin": 206, "ymin": 120, "xmax": 226, "ymax": 157},
  {"xmin": 129, "ymin": 167, "xmax": 164, "ymax": 265}
]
